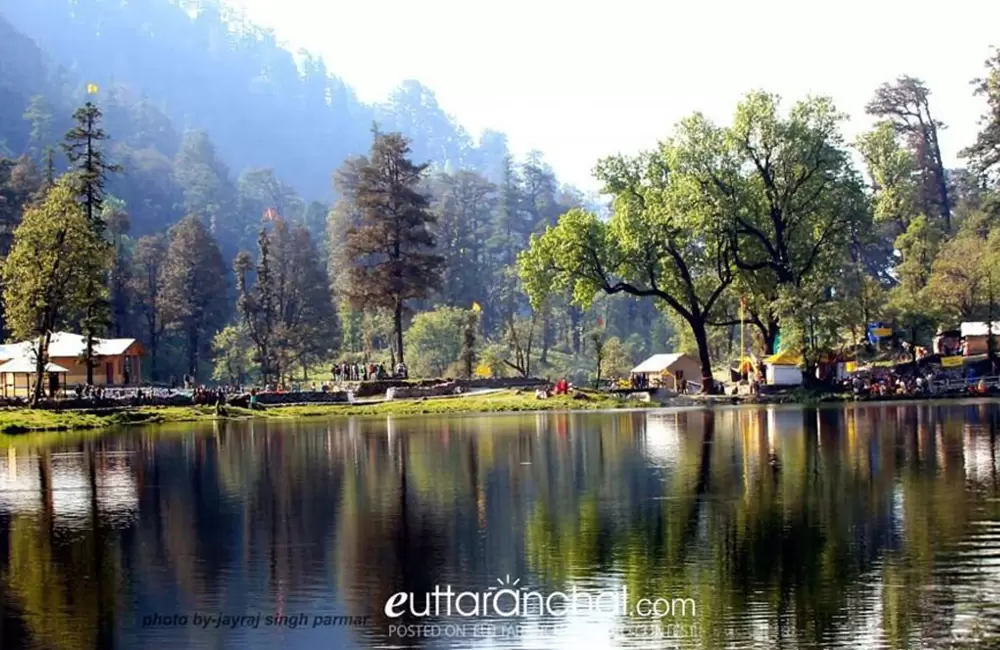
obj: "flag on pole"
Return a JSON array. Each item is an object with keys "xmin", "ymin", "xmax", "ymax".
[
  {"xmin": 87, "ymin": 83, "xmax": 99, "ymax": 95},
  {"xmin": 471, "ymin": 302, "xmax": 482, "ymax": 313}
]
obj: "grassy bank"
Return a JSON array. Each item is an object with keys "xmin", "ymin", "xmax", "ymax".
[
  {"xmin": 0, "ymin": 405, "xmax": 236, "ymax": 434},
  {"xmin": 0, "ymin": 390, "xmax": 646, "ymax": 435}
]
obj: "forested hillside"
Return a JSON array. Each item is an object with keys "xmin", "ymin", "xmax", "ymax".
[{"xmin": 0, "ymin": 0, "xmax": 670, "ymax": 387}]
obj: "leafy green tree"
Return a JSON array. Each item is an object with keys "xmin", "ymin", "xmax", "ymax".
[
  {"xmin": 676, "ymin": 92, "xmax": 870, "ymax": 354},
  {"xmin": 866, "ymin": 77, "xmax": 952, "ymax": 230},
  {"xmin": 885, "ymin": 285, "xmax": 939, "ymax": 361},
  {"xmin": 477, "ymin": 342, "xmax": 509, "ymax": 378},
  {"xmin": 962, "ymin": 48, "xmax": 1000, "ymax": 185},
  {"xmin": 342, "ymin": 131, "xmax": 443, "ymax": 365},
  {"xmin": 856, "ymin": 120, "xmax": 920, "ymax": 237},
  {"xmin": 520, "ymin": 136, "xmax": 736, "ymax": 392},
  {"xmin": 403, "ymin": 306, "xmax": 470, "ymax": 377},
  {"xmin": 962, "ymin": 48, "xmax": 1000, "ymax": 182},
  {"xmin": 600, "ymin": 336, "xmax": 635, "ymax": 381},
  {"xmin": 159, "ymin": 215, "xmax": 229, "ymax": 379},
  {"xmin": 1, "ymin": 180, "xmax": 110, "ymax": 402},
  {"xmin": 212, "ymin": 324, "xmax": 256, "ymax": 386},
  {"xmin": 895, "ymin": 215, "xmax": 944, "ymax": 291},
  {"xmin": 924, "ymin": 232, "xmax": 990, "ymax": 322}
]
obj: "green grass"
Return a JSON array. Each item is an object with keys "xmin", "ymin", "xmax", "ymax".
[
  {"xmin": 0, "ymin": 404, "xmax": 230, "ymax": 434},
  {"xmin": 266, "ymin": 390, "xmax": 644, "ymax": 418},
  {"xmin": 0, "ymin": 390, "xmax": 648, "ymax": 437}
]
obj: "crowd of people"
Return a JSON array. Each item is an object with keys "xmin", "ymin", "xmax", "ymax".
[
  {"xmin": 332, "ymin": 361, "xmax": 408, "ymax": 382},
  {"xmin": 844, "ymin": 369, "xmax": 995, "ymax": 398}
]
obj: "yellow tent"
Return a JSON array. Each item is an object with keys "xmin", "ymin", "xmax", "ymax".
[{"xmin": 764, "ymin": 349, "xmax": 803, "ymax": 366}]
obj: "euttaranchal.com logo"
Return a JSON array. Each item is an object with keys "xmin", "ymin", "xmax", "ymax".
[{"xmin": 383, "ymin": 575, "xmax": 696, "ymax": 619}]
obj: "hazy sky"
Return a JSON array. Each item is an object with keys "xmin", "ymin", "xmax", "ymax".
[{"xmin": 230, "ymin": 0, "xmax": 999, "ymax": 191}]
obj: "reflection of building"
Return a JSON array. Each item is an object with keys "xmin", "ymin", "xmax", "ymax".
[
  {"xmin": 766, "ymin": 406, "xmax": 805, "ymax": 451},
  {"xmin": 0, "ymin": 450, "xmax": 138, "ymax": 525},
  {"xmin": 643, "ymin": 413, "xmax": 681, "ymax": 468}
]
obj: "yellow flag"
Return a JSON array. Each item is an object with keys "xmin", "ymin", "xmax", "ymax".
[
  {"xmin": 87, "ymin": 83, "xmax": 99, "ymax": 95},
  {"xmin": 471, "ymin": 302, "xmax": 482, "ymax": 313}
]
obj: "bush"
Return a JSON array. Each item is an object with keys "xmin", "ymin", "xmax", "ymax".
[{"xmin": 404, "ymin": 306, "xmax": 473, "ymax": 378}]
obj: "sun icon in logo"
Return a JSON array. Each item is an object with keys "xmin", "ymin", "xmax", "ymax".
[{"xmin": 495, "ymin": 574, "xmax": 521, "ymax": 587}]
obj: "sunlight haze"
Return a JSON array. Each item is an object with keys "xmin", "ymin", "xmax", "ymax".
[{"xmin": 230, "ymin": 0, "xmax": 1000, "ymax": 191}]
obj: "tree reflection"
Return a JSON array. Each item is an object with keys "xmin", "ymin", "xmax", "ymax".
[{"xmin": 1, "ymin": 405, "xmax": 1000, "ymax": 649}]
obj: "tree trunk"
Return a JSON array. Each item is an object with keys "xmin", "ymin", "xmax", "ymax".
[
  {"xmin": 540, "ymin": 310, "xmax": 552, "ymax": 364},
  {"xmin": 760, "ymin": 319, "xmax": 780, "ymax": 356},
  {"xmin": 928, "ymin": 126, "xmax": 952, "ymax": 231},
  {"xmin": 188, "ymin": 328, "xmax": 198, "ymax": 379},
  {"xmin": 394, "ymin": 301, "xmax": 404, "ymax": 366},
  {"xmin": 569, "ymin": 306, "xmax": 581, "ymax": 354},
  {"xmin": 85, "ymin": 332, "xmax": 95, "ymax": 385},
  {"xmin": 149, "ymin": 330, "xmax": 159, "ymax": 382},
  {"xmin": 595, "ymin": 343, "xmax": 603, "ymax": 389},
  {"xmin": 690, "ymin": 318, "xmax": 716, "ymax": 395},
  {"xmin": 31, "ymin": 332, "xmax": 52, "ymax": 406}
]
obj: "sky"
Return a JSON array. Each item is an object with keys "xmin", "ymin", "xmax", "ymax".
[{"xmin": 228, "ymin": 0, "xmax": 1000, "ymax": 191}]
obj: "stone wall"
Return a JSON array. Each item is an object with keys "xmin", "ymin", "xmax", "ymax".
[
  {"xmin": 385, "ymin": 382, "xmax": 461, "ymax": 400},
  {"xmin": 225, "ymin": 391, "xmax": 349, "ymax": 408},
  {"xmin": 343, "ymin": 377, "xmax": 547, "ymax": 398}
]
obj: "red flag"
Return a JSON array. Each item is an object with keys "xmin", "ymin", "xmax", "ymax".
[{"xmin": 597, "ymin": 317, "xmax": 605, "ymax": 328}]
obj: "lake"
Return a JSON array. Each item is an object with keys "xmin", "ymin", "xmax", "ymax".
[{"xmin": 2, "ymin": 401, "xmax": 1000, "ymax": 649}]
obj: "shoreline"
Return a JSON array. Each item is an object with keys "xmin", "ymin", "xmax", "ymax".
[
  {"xmin": 0, "ymin": 390, "xmax": 650, "ymax": 435},
  {"xmin": 1, "ymin": 388, "xmax": 997, "ymax": 436}
]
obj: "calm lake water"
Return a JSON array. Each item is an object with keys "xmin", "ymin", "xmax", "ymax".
[{"xmin": 2, "ymin": 402, "xmax": 1000, "ymax": 649}]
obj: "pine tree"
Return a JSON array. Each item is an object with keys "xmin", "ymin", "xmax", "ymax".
[
  {"xmin": 22, "ymin": 95, "xmax": 53, "ymax": 163},
  {"xmin": 62, "ymin": 102, "xmax": 122, "ymax": 233},
  {"xmin": 63, "ymin": 101, "xmax": 122, "ymax": 382},
  {"xmin": 343, "ymin": 132, "xmax": 443, "ymax": 365},
  {"xmin": 234, "ymin": 228, "xmax": 278, "ymax": 384}
]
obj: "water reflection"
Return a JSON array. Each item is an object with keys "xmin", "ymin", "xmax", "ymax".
[{"xmin": 0, "ymin": 403, "xmax": 999, "ymax": 648}]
